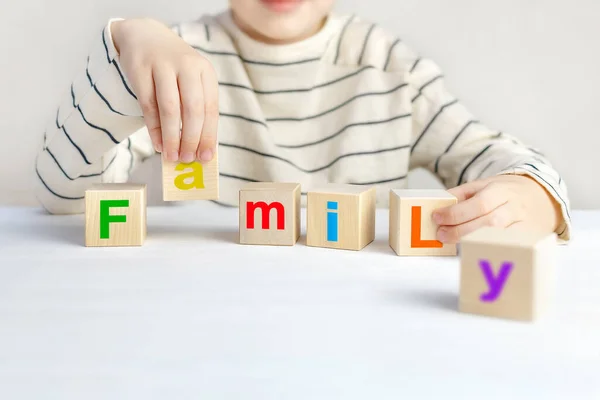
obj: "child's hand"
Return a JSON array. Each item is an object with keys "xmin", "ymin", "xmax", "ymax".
[
  {"xmin": 432, "ymin": 175, "xmax": 562, "ymax": 244},
  {"xmin": 111, "ymin": 19, "xmax": 219, "ymax": 163}
]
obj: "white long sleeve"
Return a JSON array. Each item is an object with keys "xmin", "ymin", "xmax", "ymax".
[{"xmin": 35, "ymin": 12, "xmax": 571, "ymax": 240}]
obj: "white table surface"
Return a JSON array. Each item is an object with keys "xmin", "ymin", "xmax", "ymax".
[{"xmin": 0, "ymin": 204, "xmax": 599, "ymax": 400}]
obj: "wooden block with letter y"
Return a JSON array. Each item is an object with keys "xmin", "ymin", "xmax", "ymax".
[
  {"xmin": 239, "ymin": 182, "xmax": 301, "ymax": 246},
  {"xmin": 85, "ymin": 183, "xmax": 147, "ymax": 247},
  {"xmin": 459, "ymin": 227, "xmax": 557, "ymax": 321},
  {"xmin": 162, "ymin": 152, "xmax": 219, "ymax": 201},
  {"xmin": 306, "ymin": 184, "xmax": 376, "ymax": 251},
  {"xmin": 389, "ymin": 189, "xmax": 457, "ymax": 256}
]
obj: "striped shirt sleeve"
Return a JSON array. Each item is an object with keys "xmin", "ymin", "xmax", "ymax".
[
  {"xmin": 407, "ymin": 58, "xmax": 571, "ymax": 241},
  {"xmin": 35, "ymin": 19, "xmax": 153, "ymax": 214}
]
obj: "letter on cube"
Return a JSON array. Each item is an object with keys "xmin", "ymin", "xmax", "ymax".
[
  {"xmin": 85, "ymin": 183, "xmax": 147, "ymax": 247},
  {"xmin": 459, "ymin": 227, "xmax": 557, "ymax": 321},
  {"xmin": 389, "ymin": 189, "xmax": 457, "ymax": 256},
  {"xmin": 307, "ymin": 184, "xmax": 376, "ymax": 251},
  {"xmin": 239, "ymin": 182, "xmax": 301, "ymax": 246},
  {"xmin": 162, "ymin": 153, "xmax": 219, "ymax": 201}
]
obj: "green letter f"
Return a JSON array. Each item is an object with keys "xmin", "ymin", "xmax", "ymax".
[{"xmin": 100, "ymin": 200, "xmax": 129, "ymax": 239}]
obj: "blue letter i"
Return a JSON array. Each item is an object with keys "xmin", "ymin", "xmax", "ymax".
[{"xmin": 327, "ymin": 201, "xmax": 338, "ymax": 242}]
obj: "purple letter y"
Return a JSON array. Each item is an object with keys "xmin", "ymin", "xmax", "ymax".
[{"xmin": 479, "ymin": 260, "xmax": 514, "ymax": 302}]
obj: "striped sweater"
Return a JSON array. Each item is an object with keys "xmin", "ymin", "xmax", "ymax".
[{"xmin": 35, "ymin": 11, "xmax": 572, "ymax": 240}]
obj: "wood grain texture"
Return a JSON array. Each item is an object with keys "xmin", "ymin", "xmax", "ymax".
[
  {"xmin": 459, "ymin": 227, "xmax": 557, "ymax": 321},
  {"xmin": 389, "ymin": 189, "xmax": 457, "ymax": 256},
  {"xmin": 162, "ymin": 151, "xmax": 219, "ymax": 201},
  {"xmin": 239, "ymin": 183, "xmax": 301, "ymax": 246},
  {"xmin": 306, "ymin": 185, "xmax": 376, "ymax": 251},
  {"xmin": 85, "ymin": 184, "xmax": 147, "ymax": 247}
]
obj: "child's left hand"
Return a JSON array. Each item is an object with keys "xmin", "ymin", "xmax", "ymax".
[{"xmin": 432, "ymin": 175, "xmax": 562, "ymax": 244}]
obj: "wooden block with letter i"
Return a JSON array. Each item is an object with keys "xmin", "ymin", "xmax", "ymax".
[
  {"xmin": 389, "ymin": 189, "xmax": 457, "ymax": 256},
  {"xmin": 85, "ymin": 183, "xmax": 147, "ymax": 247},
  {"xmin": 459, "ymin": 227, "xmax": 557, "ymax": 321},
  {"xmin": 239, "ymin": 182, "xmax": 301, "ymax": 246},
  {"xmin": 307, "ymin": 184, "xmax": 376, "ymax": 251},
  {"xmin": 162, "ymin": 152, "xmax": 219, "ymax": 201}
]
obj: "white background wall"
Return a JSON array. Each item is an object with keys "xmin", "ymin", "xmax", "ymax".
[{"xmin": 1, "ymin": 0, "xmax": 599, "ymax": 208}]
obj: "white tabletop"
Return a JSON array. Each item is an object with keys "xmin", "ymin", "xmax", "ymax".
[{"xmin": 0, "ymin": 204, "xmax": 599, "ymax": 400}]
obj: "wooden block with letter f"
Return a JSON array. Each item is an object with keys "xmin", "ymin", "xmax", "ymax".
[
  {"xmin": 239, "ymin": 182, "xmax": 301, "ymax": 246},
  {"xmin": 307, "ymin": 184, "xmax": 376, "ymax": 251},
  {"xmin": 389, "ymin": 189, "xmax": 457, "ymax": 256},
  {"xmin": 459, "ymin": 227, "xmax": 557, "ymax": 321},
  {"xmin": 85, "ymin": 184, "xmax": 147, "ymax": 247},
  {"xmin": 162, "ymin": 152, "xmax": 219, "ymax": 201}
]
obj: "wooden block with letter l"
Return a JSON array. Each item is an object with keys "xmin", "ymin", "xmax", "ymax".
[
  {"xmin": 389, "ymin": 189, "xmax": 457, "ymax": 256},
  {"xmin": 85, "ymin": 183, "xmax": 147, "ymax": 247},
  {"xmin": 306, "ymin": 184, "xmax": 376, "ymax": 251},
  {"xmin": 459, "ymin": 227, "xmax": 557, "ymax": 321},
  {"xmin": 162, "ymin": 151, "xmax": 219, "ymax": 201},
  {"xmin": 239, "ymin": 182, "xmax": 301, "ymax": 246}
]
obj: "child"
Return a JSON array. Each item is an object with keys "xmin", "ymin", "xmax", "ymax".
[{"xmin": 35, "ymin": 0, "xmax": 571, "ymax": 243}]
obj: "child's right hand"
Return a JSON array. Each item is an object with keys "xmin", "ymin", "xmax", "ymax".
[{"xmin": 111, "ymin": 19, "xmax": 219, "ymax": 164}]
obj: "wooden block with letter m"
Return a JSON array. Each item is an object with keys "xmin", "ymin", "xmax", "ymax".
[{"xmin": 239, "ymin": 182, "xmax": 301, "ymax": 246}]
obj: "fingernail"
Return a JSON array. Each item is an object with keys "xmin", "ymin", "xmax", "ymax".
[
  {"xmin": 180, "ymin": 152, "xmax": 195, "ymax": 163},
  {"xmin": 433, "ymin": 212, "xmax": 443, "ymax": 224},
  {"xmin": 155, "ymin": 143, "xmax": 163, "ymax": 153},
  {"xmin": 167, "ymin": 151, "xmax": 179, "ymax": 162},
  {"xmin": 437, "ymin": 228, "xmax": 448, "ymax": 243},
  {"xmin": 199, "ymin": 149, "xmax": 213, "ymax": 163}
]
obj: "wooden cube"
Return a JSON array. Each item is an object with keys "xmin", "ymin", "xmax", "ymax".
[
  {"xmin": 239, "ymin": 182, "xmax": 301, "ymax": 246},
  {"xmin": 85, "ymin": 184, "xmax": 147, "ymax": 247},
  {"xmin": 307, "ymin": 184, "xmax": 376, "ymax": 251},
  {"xmin": 389, "ymin": 189, "xmax": 457, "ymax": 256},
  {"xmin": 162, "ymin": 151, "xmax": 219, "ymax": 201},
  {"xmin": 459, "ymin": 227, "xmax": 557, "ymax": 321}
]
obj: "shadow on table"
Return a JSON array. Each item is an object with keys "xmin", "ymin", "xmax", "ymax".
[
  {"xmin": 363, "ymin": 238, "xmax": 394, "ymax": 254},
  {"xmin": 148, "ymin": 224, "xmax": 238, "ymax": 244},
  {"xmin": 386, "ymin": 290, "xmax": 459, "ymax": 313}
]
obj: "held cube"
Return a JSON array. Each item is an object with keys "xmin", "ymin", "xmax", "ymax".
[
  {"xmin": 85, "ymin": 184, "xmax": 147, "ymax": 247},
  {"xmin": 239, "ymin": 182, "xmax": 301, "ymax": 246},
  {"xmin": 307, "ymin": 184, "xmax": 376, "ymax": 251},
  {"xmin": 459, "ymin": 227, "xmax": 557, "ymax": 321},
  {"xmin": 162, "ymin": 152, "xmax": 219, "ymax": 201},
  {"xmin": 389, "ymin": 189, "xmax": 457, "ymax": 256}
]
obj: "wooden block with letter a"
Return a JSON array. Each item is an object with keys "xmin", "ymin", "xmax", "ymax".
[
  {"xmin": 459, "ymin": 227, "xmax": 557, "ymax": 321},
  {"xmin": 389, "ymin": 189, "xmax": 457, "ymax": 256},
  {"xmin": 85, "ymin": 183, "xmax": 147, "ymax": 247},
  {"xmin": 239, "ymin": 182, "xmax": 301, "ymax": 246},
  {"xmin": 307, "ymin": 184, "xmax": 376, "ymax": 251},
  {"xmin": 162, "ymin": 151, "xmax": 219, "ymax": 201}
]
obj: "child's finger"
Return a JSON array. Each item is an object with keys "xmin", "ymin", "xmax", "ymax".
[
  {"xmin": 197, "ymin": 64, "xmax": 219, "ymax": 163},
  {"xmin": 177, "ymin": 68, "xmax": 204, "ymax": 164},
  {"xmin": 437, "ymin": 202, "xmax": 516, "ymax": 244},
  {"xmin": 133, "ymin": 69, "xmax": 162, "ymax": 153},
  {"xmin": 434, "ymin": 183, "xmax": 507, "ymax": 226},
  {"xmin": 447, "ymin": 179, "xmax": 490, "ymax": 202},
  {"xmin": 154, "ymin": 67, "xmax": 182, "ymax": 162}
]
